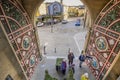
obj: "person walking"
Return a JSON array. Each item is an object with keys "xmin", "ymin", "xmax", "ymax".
[
  {"xmin": 68, "ymin": 52, "xmax": 75, "ymax": 66},
  {"xmin": 79, "ymin": 50, "xmax": 92, "ymax": 68},
  {"xmin": 79, "ymin": 50, "xmax": 86, "ymax": 68}
]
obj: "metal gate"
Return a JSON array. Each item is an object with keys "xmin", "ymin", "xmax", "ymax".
[
  {"xmin": 0, "ymin": 0, "xmax": 40, "ymax": 79},
  {"xmin": 86, "ymin": 0, "xmax": 120, "ymax": 80}
]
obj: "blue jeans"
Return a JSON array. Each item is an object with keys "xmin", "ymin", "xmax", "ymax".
[{"xmin": 79, "ymin": 61, "xmax": 84, "ymax": 68}]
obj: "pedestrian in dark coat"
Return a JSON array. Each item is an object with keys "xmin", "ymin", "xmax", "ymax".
[
  {"xmin": 68, "ymin": 52, "xmax": 74, "ymax": 66},
  {"xmin": 79, "ymin": 50, "xmax": 86, "ymax": 68},
  {"xmin": 61, "ymin": 59, "xmax": 67, "ymax": 75},
  {"xmin": 79, "ymin": 50, "xmax": 92, "ymax": 68}
]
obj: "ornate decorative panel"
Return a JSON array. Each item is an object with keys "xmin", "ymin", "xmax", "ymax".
[
  {"xmin": 0, "ymin": 0, "xmax": 40, "ymax": 79},
  {"xmin": 86, "ymin": 0, "xmax": 120, "ymax": 80}
]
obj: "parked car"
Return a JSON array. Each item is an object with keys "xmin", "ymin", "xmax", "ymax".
[
  {"xmin": 75, "ymin": 19, "xmax": 80, "ymax": 26},
  {"xmin": 37, "ymin": 22, "xmax": 44, "ymax": 27},
  {"xmin": 75, "ymin": 22, "xmax": 80, "ymax": 26},
  {"xmin": 61, "ymin": 20, "xmax": 68, "ymax": 24}
]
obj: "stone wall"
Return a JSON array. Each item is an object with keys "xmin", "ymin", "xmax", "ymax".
[
  {"xmin": 105, "ymin": 52, "xmax": 120, "ymax": 80},
  {"xmin": 20, "ymin": 0, "xmax": 44, "ymax": 23},
  {"xmin": 0, "ymin": 25, "xmax": 26, "ymax": 80},
  {"xmin": 81, "ymin": 0, "xmax": 110, "ymax": 25}
]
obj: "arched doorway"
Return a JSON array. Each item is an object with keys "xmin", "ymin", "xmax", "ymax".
[{"xmin": 0, "ymin": 0, "xmax": 119, "ymax": 80}]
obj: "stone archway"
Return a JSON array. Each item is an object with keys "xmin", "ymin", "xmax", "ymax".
[
  {"xmin": 21, "ymin": 0, "xmax": 44, "ymax": 25},
  {"xmin": 21, "ymin": 0, "xmax": 110, "ymax": 26},
  {"xmin": 1, "ymin": 0, "xmax": 119, "ymax": 80},
  {"xmin": 20, "ymin": 0, "xmax": 117, "ymax": 80}
]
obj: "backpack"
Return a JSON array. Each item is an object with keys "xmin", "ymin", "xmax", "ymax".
[{"xmin": 79, "ymin": 55, "xmax": 86, "ymax": 61}]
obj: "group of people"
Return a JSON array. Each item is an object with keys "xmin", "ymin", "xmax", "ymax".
[
  {"xmin": 60, "ymin": 51, "xmax": 75, "ymax": 75},
  {"xmin": 60, "ymin": 50, "xmax": 92, "ymax": 80}
]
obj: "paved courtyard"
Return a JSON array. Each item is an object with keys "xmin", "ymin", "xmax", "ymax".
[{"xmin": 31, "ymin": 18, "xmax": 96, "ymax": 80}]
